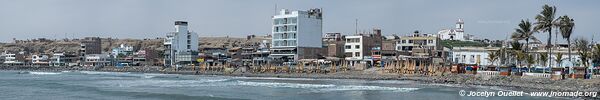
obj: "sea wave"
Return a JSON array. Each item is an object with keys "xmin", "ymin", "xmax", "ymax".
[
  {"xmin": 79, "ymin": 71, "xmax": 130, "ymax": 75},
  {"xmin": 142, "ymin": 73, "xmax": 179, "ymax": 79},
  {"xmin": 367, "ymin": 80, "xmax": 415, "ymax": 84},
  {"xmin": 98, "ymin": 78, "xmax": 231, "ymax": 88},
  {"xmin": 236, "ymin": 81, "xmax": 336, "ymax": 88},
  {"xmin": 234, "ymin": 77, "xmax": 318, "ymax": 81},
  {"xmin": 28, "ymin": 71, "xmax": 61, "ymax": 75},
  {"xmin": 235, "ymin": 81, "xmax": 419, "ymax": 92},
  {"xmin": 319, "ymin": 85, "xmax": 420, "ymax": 92},
  {"xmin": 427, "ymin": 83, "xmax": 463, "ymax": 88}
]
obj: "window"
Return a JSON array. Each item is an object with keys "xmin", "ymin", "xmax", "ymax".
[
  {"xmin": 402, "ymin": 40, "xmax": 406, "ymax": 43},
  {"xmin": 345, "ymin": 45, "xmax": 351, "ymax": 49},
  {"xmin": 428, "ymin": 40, "xmax": 433, "ymax": 43},
  {"xmin": 355, "ymin": 45, "xmax": 360, "ymax": 49},
  {"xmin": 290, "ymin": 40, "xmax": 296, "ymax": 46},
  {"xmin": 187, "ymin": 45, "xmax": 191, "ymax": 49},
  {"xmin": 408, "ymin": 40, "xmax": 413, "ymax": 43},
  {"xmin": 354, "ymin": 52, "xmax": 360, "ymax": 57},
  {"xmin": 289, "ymin": 17, "xmax": 297, "ymax": 24}
]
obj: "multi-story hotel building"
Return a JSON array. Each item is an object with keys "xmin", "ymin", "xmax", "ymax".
[
  {"xmin": 164, "ymin": 21, "xmax": 199, "ymax": 67},
  {"xmin": 270, "ymin": 8, "xmax": 323, "ymax": 62}
]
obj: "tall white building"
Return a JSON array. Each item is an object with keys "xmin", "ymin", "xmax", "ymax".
[
  {"xmin": 164, "ymin": 21, "xmax": 199, "ymax": 67},
  {"xmin": 270, "ymin": 8, "xmax": 323, "ymax": 62},
  {"xmin": 438, "ymin": 19, "xmax": 472, "ymax": 41}
]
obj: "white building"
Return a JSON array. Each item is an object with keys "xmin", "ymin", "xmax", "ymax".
[
  {"xmin": 345, "ymin": 36, "xmax": 366, "ymax": 62},
  {"xmin": 451, "ymin": 47, "xmax": 500, "ymax": 66},
  {"xmin": 438, "ymin": 19, "xmax": 472, "ymax": 41},
  {"xmin": 270, "ymin": 8, "xmax": 323, "ymax": 62},
  {"xmin": 396, "ymin": 32, "xmax": 442, "ymax": 56},
  {"xmin": 111, "ymin": 44, "xmax": 134, "ymax": 57},
  {"xmin": 164, "ymin": 21, "xmax": 199, "ymax": 67},
  {"xmin": 31, "ymin": 54, "xmax": 50, "ymax": 65},
  {"xmin": 2, "ymin": 51, "xmax": 24, "ymax": 65},
  {"xmin": 83, "ymin": 54, "xmax": 112, "ymax": 67},
  {"xmin": 49, "ymin": 53, "xmax": 78, "ymax": 67}
]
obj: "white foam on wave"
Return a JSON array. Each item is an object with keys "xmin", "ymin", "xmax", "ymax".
[
  {"xmin": 236, "ymin": 81, "xmax": 336, "ymax": 88},
  {"xmin": 99, "ymin": 78, "xmax": 231, "ymax": 88},
  {"xmin": 427, "ymin": 83, "xmax": 463, "ymax": 88},
  {"xmin": 368, "ymin": 80, "xmax": 414, "ymax": 84},
  {"xmin": 29, "ymin": 71, "xmax": 61, "ymax": 75},
  {"xmin": 234, "ymin": 77, "xmax": 318, "ymax": 81},
  {"xmin": 78, "ymin": 71, "xmax": 155, "ymax": 79},
  {"xmin": 235, "ymin": 81, "xmax": 419, "ymax": 92},
  {"xmin": 142, "ymin": 73, "xmax": 179, "ymax": 79},
  {"xmin": 79, "ymin": 71, "xmax": 130, "ymax": 75},
  {"xmin": 319, "ymin": 85, "xmax": 420, "ymax": 92}
]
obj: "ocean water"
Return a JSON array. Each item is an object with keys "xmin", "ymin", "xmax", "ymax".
[{"xmin": 0, "ymin": 70, "xmax": 563, "ymax": 100}]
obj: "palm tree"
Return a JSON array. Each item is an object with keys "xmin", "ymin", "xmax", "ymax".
[
  {"xmin": 593, "ymin": 44, "xmax": 600, "ymax": 66},
  {"xmin": 557, "ymin": 15, "xmax": 575, "ymax": 63},
  {"xmin": 511, "ymin": 19, "xmax": 535, "ymax": 52},
  {"xmin": 526, "ymin": 54, "xmax": 536, "ymax": 72},
  {"xmin": 539, "ymin": 52, "xmax": 549, "ymax": 73},
  {"xmin": 487, "ymin": 51, "xmax": 498, "ymax": 68},
  {"xmin": 534, "ymin": 4, "xmax": 558, "ymax": 68},
  {"xmin": 575, "ymin": 38, "xmax": 591, "ymax": 67},
  {"xmin": 554, "ymin": 53, "xmax": 564, "ymax": 68},
  {"xmin": 515, "ymin": 51, "xmax": 527, "ymax": 72}
]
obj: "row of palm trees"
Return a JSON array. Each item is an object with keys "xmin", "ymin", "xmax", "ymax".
[{"xmin": 487, "ymin": 4, "xmax": 588, "ymax": 73}]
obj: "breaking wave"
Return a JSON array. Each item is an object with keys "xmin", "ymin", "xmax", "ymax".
[
  {"xmin": 237, "ymin": 81, "xmax": 336, "ymax": 88},
  {"xmin": 27, "ymin": 71, "xmax": 61, "ymax": 75},
  {"xmin": 235, "ymin": 81, "xmax": 419, "ymax": 92},
  {"xmin": 319, "ymin": 85, "xmax": 420, "ymax": 92}
]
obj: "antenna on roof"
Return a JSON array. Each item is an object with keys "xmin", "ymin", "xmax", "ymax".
[
  {"xmin": 355, "ymin": 19, "xmax": 358, "ymax": 35},
  {"xmin": 275, "ymin": 4, "xmax": 278, "ymax": 15}
]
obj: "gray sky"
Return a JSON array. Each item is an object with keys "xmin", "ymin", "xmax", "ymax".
[{"xmin": 0, "ymin": 0, "xmax": 598, "ymax": 43}]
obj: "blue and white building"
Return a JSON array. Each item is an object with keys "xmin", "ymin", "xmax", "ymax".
[{"xmin": 164, "ymin": 21, "xmax": 199, "ymax": 67}]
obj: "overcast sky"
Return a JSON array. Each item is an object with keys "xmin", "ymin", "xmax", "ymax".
[{"xmin": 0, "ymin": 0, "xmax": 598, "ymax": 43}]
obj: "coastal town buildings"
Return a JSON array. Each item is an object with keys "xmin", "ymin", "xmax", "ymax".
[
  {"xmin": 396, "ymin": 31, "xmax": 442, "ymax": 57},
  {"xmin": 164, "ymin": 21, "xmax": 199, "ymax": 67},
  {"xmin": 270, "ymin": 8, "xmax": 323, "ymax": 62},
  {"xmin": 451, "ymin": 47, "xmax": 500, "ymax": 66},
  {"xmin": 252, "ymin": 40, "xmax": 271, "ymax": 66},
  {"xmin": 344, "ymin": 29, "xmax": 381, "ymax": 66},
  {"xmin": 83, "ymin": 54, "xmax": 112, "ymax": 67},
  {"xmin": 132, "ymin": 49, "xmax": 158, "ymax": 66},
  {"xmin": 31, "ymin": 54, "xmax": 50, "ymax": 65},
  {"xmin": 111, "ymin": 44, "xmax": 135, "ymax": 58},
  {"xmin": 323, "ymin": 32, "xmax": 345, "ymax": 58},
  {"xmin": 79, "ymin": 37, "xmax": 102, "ymax": 66},
  {"xmin": 2, "ymin": 51, "xmax": 25, "ymax": 65},
  {"xmin": 49, "ymin": 53, "xmax": 79, "ymax": 67},
  {"xmin": 376, "ymin": 38, "xmax": 399, "ymax": 61}
]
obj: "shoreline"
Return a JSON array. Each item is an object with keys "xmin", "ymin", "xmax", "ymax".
[{"xmin": 2, "ymin": 66, "xmax": 599, "ymax": 99}]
